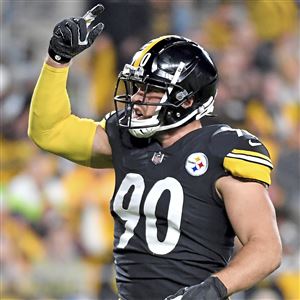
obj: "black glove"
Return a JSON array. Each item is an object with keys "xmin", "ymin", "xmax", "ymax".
[
  {"xmin": 165, "ymin": 277, "xmax": 228, "ymax": 300},
  {"xmin": 48, "ymin": 4, "xmax": 104, "ymax": 63}
]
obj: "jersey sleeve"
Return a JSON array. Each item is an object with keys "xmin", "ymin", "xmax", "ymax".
[
  {"xmin": 28, "ymin": 63, "xmax": 99, "ymax": 167},
  {"xmin": 210, "ymin": 126, "xmax": 273, "ymax": 186},
  {"xmin": 99, "ymin": 110, "xmax": 123, "ymax": 148},
  {"xmin": 99, "ymin": 111, "xmax": 116, "ymax": 130}
]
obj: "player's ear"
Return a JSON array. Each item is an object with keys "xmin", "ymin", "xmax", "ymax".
[{"xmin": 181, "ymin": 97, "xmax": 194, "ymax": 108}]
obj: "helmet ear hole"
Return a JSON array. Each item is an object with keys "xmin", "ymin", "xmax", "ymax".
[
  {"xmin": 163, "ymin": 105, "xmax": 194, "ymax": 126},
  {"xmin": 181, "ymin": 98, "xmax": 194, "ymax": 109}
]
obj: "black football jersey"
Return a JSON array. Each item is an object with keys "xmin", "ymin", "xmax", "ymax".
[{"xmin": 101, "ymin": 113, "xmax": 273, "ymax": 300}]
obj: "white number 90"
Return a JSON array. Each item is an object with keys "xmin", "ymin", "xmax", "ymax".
[{"xmin": 113, "ymin": 173, "xmax": 184, "ymax": 255}]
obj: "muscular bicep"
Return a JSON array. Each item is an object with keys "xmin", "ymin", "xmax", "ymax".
[
  {"xmin": 91, "ymin": 124, "xmax": 113, "ymax": 168},
  {"xmin": 216, "ymin": 176, "xmax": 281, "ymax": 246}
]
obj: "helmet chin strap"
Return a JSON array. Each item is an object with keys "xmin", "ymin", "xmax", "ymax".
[
  {"xmin": 129, "ymin": 62, "xmax": 185, "ymax": 138},
  {"xmin": 157, "ymin": 96, "xmax": 215, "ymax": 132},
  {"xmin": 129, "ymin": 125, "xmax": 160, "ymax": 138},
  {"xmin": 195, "ymin": 96, "xmax": 215, "ymax": 120},
  {"xmin": 129, "ymin": 113, "xmax": 160, "ymax": 138}
]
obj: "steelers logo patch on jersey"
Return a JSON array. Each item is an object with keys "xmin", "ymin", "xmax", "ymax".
[{"xmin": 185, "ymin": 152, "xmax": 209, "ymax": 176}]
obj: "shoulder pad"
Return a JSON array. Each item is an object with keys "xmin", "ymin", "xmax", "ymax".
[
  {"xmin": 99, "ymin": 111, "xmax": 116, "ymax": 130},
  {"xmin": 210, "ymin": 126, "xmax": 273, "ymax": 185}
]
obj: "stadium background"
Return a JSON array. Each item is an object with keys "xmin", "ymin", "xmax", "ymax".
[{"xmin": 1, "ymin": 0, "xmax": 299, "ymax": 299}]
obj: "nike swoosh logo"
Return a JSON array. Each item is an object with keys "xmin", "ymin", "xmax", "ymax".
[{"xmin": 249, "ymin": 140, "xmax": 262, "ymax": 146}]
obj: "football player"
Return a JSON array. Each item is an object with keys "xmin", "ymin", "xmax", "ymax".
[{"xmin": 28, "ymin": 4, "xmax": 282, "ymax": 300}]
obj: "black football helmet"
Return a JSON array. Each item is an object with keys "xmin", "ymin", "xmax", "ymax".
[{"xmin": 114, "ymin": 35, "xmax": 218, "ymax": 138}]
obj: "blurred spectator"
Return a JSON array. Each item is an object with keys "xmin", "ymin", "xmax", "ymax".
[
  {"xmin": 246, "ymin": 0, "xmax": 298, "ymax": 41},
  {"xmin": 0, "ymin": 64, "xmax": 37, "ymax": 183},
  {"xmin": 62, "ymin": 167, "xmax": 116, "ymax": 299},
  {"xmin": 0, "ymin": 205, "xmax": 45, "ymax": 298},
  {"xmin": 31, "ymin": 218, "xmax": 94, "ymax": 299},
  {"xmin": 275, "ymin": 121, "xmax": 300, "ymax": 224},
  {"xmin": 5, "ymin": 153, "xmax": 64, "ymax": 224}
]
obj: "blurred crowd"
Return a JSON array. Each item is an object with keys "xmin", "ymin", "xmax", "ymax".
[{"xmin": 1, "ymin": 1, "xmax": 299, "ymax": 299}]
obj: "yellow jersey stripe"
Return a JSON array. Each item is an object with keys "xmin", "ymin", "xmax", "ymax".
[
  {"xmin": 133, "ymin": 35, "xmax": 169, "ymax": 67},
  {"xmin": 227, "ymin": 153, "xmax": 273, "ymax": 169},
  {"xmin": 231, "ymin": 149, "xmax": 272, "ymax": 163},
  {"xmin": 99, "ymin": 111, "xmax": 116, "ymax": 130},
  {"xmin": 99, "ymin": 118, "xmax": 106, "ymax": 129},
  {"xmin": 224, "ymin": 157, "xmax": 271, "ymax": 185}
]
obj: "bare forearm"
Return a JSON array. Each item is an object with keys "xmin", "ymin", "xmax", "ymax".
[{"xmin": 215, "ymin": 237, "xmax": 281, "ymax": 295}]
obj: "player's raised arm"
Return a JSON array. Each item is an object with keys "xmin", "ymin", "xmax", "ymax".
[{"xmin": 28, "ymin": 4, "xmax": 112, "ymax": 168}]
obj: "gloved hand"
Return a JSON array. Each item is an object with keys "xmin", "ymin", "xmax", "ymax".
[
  {"xmin": 48, "ymin": 4, "xmax": 104, "ymax": 63},
  {"xmin": 164, "ymin": 276, "xmax": 228, "ymax": 300}
]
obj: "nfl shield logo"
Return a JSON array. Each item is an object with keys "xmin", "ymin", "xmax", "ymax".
[
  {"xmin": 185, "ymin": 152, "xmax": 209, "ymax": 176},
  {"xmin": 151, "ymin": 152, "xmax": 165, "ymax": 165}
]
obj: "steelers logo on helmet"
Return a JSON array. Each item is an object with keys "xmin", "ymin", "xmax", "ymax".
[{"xmin": 185, "ymin": 152, "xmax": 209, "ymax": 176}]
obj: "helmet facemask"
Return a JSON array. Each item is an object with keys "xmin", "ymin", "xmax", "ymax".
[{"xmin": 114, "ymin": 63, "xmax": 191, "ymax": 138}]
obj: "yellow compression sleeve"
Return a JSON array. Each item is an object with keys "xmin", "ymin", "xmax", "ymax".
[{"xmin": 28, "ymin": 63, "xmax": 98, "ymax": 167}]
